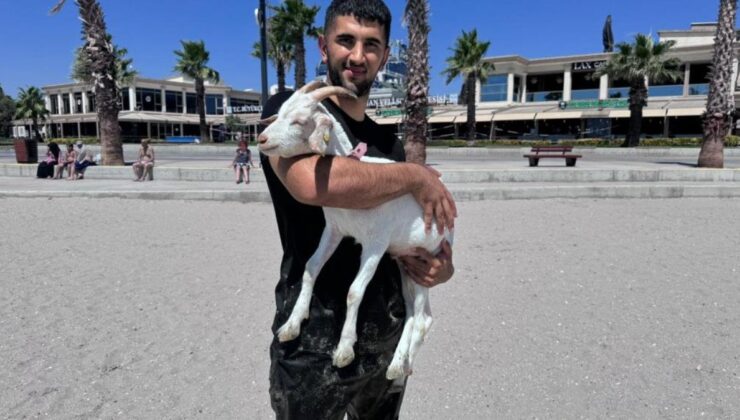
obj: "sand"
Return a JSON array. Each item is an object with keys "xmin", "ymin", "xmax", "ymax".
[{"xmin": 1, "ymin": 197, "xmax": 739, "ymax": 418}]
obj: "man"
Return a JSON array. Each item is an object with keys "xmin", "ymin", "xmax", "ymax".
[{"xmin": 260, "ymin": 1, "xmax": 456, "ymax": 418}]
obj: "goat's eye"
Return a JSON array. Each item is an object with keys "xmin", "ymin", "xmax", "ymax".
[{"xmin": 291, "ymin": 118, "xmax": 307, "ymax": 126}]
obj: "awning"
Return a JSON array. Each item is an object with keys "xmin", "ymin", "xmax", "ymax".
[
  {"xmin": 428, "ymin": 114, "xmax": 456, "ymax": 123},
  {"xmin": 374, "ymin": 117, "xmax": 401, "ymax": 125},
  {"xmin": 454, "ymin": 113, "xmax": 494, "ymax": 123},
  {"xmin": 492, "ymin": 112, "xmax": 536, "ymax": 121},
  {"xmin": 666, "ymin": 107, "xmax": 705, "ymax": 117},
  {"xmin": 535, "ymin": 111, "xmax": 583, "ymax": 120},
  {"xmin": 608, "ymin": 109, "xmax": 666, "ymax": 118}
]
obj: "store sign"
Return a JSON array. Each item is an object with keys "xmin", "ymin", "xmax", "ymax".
[
  {"xmin": 572, "ymin": 60, "xmax": 607, "ymax": 72},
  {"xmin": 227, "ymin": 105, "xmax": 263, "ymax": 114},
  {"xmin": 375, "ymin": 108, "xmax": 433, "ymax": 117},
  {"xmin": 368, "ymin": 94, "xmax": 458, "ymax": 109},
  {"xmin": 567, "ymin": 99, "xmax": 629, "ymax": 109}
]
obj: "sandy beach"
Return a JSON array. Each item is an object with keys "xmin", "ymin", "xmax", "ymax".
[{"xmin": 2, "ymin": 197, "xmax": 740, "ymax": 418}]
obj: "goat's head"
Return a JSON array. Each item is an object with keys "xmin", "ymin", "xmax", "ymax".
[{"xmin": 257, "ymin": 81, "xmax": 356, "ymax": 158}]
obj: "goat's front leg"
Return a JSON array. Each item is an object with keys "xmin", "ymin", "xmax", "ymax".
[
  {"xmin": 407, "ymin": 284, "xmax": 432, "ymax": 368},
  {"xmin": 277, "ymin": 226, "xmax": 342, "ymax": 342},
  {"xmin": 332, "ymin": 245, "xmax": 384, "ymax": 368}
]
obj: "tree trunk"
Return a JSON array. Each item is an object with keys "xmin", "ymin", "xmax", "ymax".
[
  {"xmin": 196, "ymin": 78, "xmax": 209, "ymax": 143},
  {"xmin": 32, "ymin": 119, "xmax": 41, "ymax": 142},
  {"xmin": 625, "ymin": 82, "xmax": 647, "ymax": 147},
  {"xmin": 78, "ymin": 0, "xmax": 123, "ymax": 165},
  {"xmin": 277, "ymin": 61, "xmax": 286, "ymax": 93},
  {"xmin": 294, "ymin": 33, "xmax": 306, "ymax": 89},
  {"xmin": 403, "ymin": 0, "xmax": 430, "ymax": 165},
  {"xmin": 698, "ymin": 0, "xmax": 736, "ymax": 168},
  {"xmin": 466, "ymin": 72, "xmax": 476, "ymax": 142}
]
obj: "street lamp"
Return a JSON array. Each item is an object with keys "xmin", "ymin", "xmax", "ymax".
[{"xmin": 256, "ymin": 0, "xmax": 269, "ymax": 107}]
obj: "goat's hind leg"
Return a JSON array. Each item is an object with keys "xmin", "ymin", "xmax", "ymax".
[
  {"xmin": 387, "ymin": 269, "xmax": 416, "ymax": 380},
  {"xmin": 277, "ymin": 226, "xmax": 342, "ymax": 342},
  {"xmin": 332, "ymin": 246, "xmax": 384, "ymax": 368},
  {"xmin": 407, "ymin": 284, "xmax": 431, "ymax": 370}
]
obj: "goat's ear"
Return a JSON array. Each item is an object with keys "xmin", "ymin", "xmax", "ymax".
[
  {"xmin": 259, "ymin": 115, "xmax": 278, "ymax": 126},
  {"xmin": 308, "ymin": 114, "xmax": 333, "ymax": 154}
]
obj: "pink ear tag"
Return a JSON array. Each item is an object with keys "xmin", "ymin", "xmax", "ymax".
[{"xmin": 349, "ymin": 142, "xmax": 367, "ymax": 160}]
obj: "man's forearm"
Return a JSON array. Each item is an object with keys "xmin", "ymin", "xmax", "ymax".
[{"xmin": 271, "ymin": 154, "xmax": 422, "ymax": 209}]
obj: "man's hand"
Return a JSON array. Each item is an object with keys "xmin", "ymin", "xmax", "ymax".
[
  {"xmin": 411, "ymin": 165, "xmax": 457, "ymax": 234},
  {"xmin": 398, "ymin": 240, "xmax": 454, "ymax": 288}
]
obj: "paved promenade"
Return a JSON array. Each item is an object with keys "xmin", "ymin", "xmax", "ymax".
[{"xmin": 2, "ymin": 145, "xmax": 740, "ymax": 201}]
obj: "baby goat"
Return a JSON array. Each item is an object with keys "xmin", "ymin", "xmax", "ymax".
[{"xmin": 258, "ymin": 81, "xmax": 453, "ymax": 380}]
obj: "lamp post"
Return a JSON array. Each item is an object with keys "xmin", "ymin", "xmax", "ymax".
[{"xmin": 257, "ymin": 0, "xmax": 269, "ymax": 107}]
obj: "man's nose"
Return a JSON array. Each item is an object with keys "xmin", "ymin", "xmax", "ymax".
[{"xmin": 349, "ymin": 42, "xmax": 366, "ymax": 64}]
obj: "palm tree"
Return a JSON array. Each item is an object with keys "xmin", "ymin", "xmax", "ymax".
[
  {"xmin": 174, "ymin": 40, "xmax": 220, "ymax": 143},
  {"xmin": 442, "ymin": 29, "xmax": 494, "ymax": 142},
  {"xmin": 252, "ymin": 26, "xmax": 294, "ymax": 94},
  {"xmin": 72, "ymin": 36, "xmax": 137, "ymax": 87},
  {"xmin": 594, "ymin": 34, "xmax": 682, "ymax": 147},
  {"xmin": 269, "ymin": 0, "xmax": 320, "ymax": 89},
  {"xmin": 15, "ymin": 86, "xmax": 50, "ymax": 141},
  {"xmin": 51, "ymin": 0, "xmax": 124, "ymax": 165},
  {"xmin": 0, "ymin": 85, "xmax": 16, "ymax": 139},
  {"xmin": 698, "ymin": 0, "xmax": 737, "ymax": 168},
  {"xmin": 404, "ymin": 0, "xmax": 430, "ymax": 164}
]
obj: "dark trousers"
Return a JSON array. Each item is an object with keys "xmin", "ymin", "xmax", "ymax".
[{"xmin": 269, "ymin": 339, "xmax": 406, "ymax": 420}]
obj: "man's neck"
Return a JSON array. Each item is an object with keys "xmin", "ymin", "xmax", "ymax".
[{"xmin": 330, "ymin": 94, "xmax": 368, "ymax": 122}]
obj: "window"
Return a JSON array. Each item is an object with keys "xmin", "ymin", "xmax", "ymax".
[
  {"xmin": 50, "ymin": 94, "xmax": 59, "ymax": 114},
  {"xmin": 165, "ymin": 90, "xmax": 184, "ymax": 113},
  {"xmin": 135, "ymin": 88, "xmax": 162, "ymax": 111},
  {"xmin": 73, "ymin": 92, "xmax": 83, "ymax": 113},
  {"xmin": 688, "ymin": 63, "xmax": 710, "ymax": 96},
  {"xmin": 62, "ymin": 94, "xmax": 71, "ymax": 114},
  {"xmin": 480, "ymin": 75, "xmax": 508, "ymax": 102},
  {"xmin": 206, "ymin": 94, "xmax": 224, "ymax": 115},
  {"xmin": 120, "ymin": 87, "xmax": 131, "ymax": 111},
  {"xmin": 87, "ymin": 92, "xmax": 96, "ymax": 113},
  {"xmin": 186, "ymin": 93, "xmax": 198, "ymax": 114}
]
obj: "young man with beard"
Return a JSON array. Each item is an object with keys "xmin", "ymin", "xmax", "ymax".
[{"xmin": 260, "ymin": 1, "xmax": 456, "ymax": 418}]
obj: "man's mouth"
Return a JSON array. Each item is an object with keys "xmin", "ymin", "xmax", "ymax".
[{"xmin": 344, "ymin": 66, "xmax": 367, "ymax": 78}]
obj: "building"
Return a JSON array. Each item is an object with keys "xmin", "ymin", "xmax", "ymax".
[
  {"xmin": 13, "ymin": 76, "xmax": 262, "ymax": 141},
  {"xmin": 371, "ymin": 22, "xmax": 734, "ymax": 141}
]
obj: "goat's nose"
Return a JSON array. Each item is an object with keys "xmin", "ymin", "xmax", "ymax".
[{"xmin": 257, "ymin": 133, "xmax": 268, "ymax": 144}]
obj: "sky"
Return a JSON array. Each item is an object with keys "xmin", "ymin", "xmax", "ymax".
[{"xmin": 0, "ymin": 0, "xmax": 722, "ymax": 99}]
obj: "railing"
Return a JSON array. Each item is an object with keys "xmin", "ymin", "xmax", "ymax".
[
  {"xmin": 648, "ymin": 84, "xmax": 684, "ymax": 97},
  {"xmin": 689, "ymin": 83, "xmax": 709, "ymax": 95},
  {"xmin": 570, "ymin": 89, "xmax": 600, "ymax": 100},
  {"xmin": 526, "ymin": 90, "xmax": 563, "ymax": 102},
  {"xmin": 608, "ymin": 87, "xmax": 630, "ymax": 98}
]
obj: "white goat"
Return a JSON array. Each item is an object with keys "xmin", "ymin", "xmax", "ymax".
[{"xmin": 258, "ymin": 81, "xmax": 453, "ymax": 380}]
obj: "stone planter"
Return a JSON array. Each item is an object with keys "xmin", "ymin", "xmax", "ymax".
[{"xmin": 13, "ymin": 138, "xmax": 38, "ymax": 163}]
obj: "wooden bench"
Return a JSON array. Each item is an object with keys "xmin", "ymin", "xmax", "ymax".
[{"xmin": 523, "ymin": 146, "xmax": 582, "ymax": 167}]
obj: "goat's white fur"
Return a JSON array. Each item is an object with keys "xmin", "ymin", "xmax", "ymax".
[{"xmin": 259, "ymin": 81, "xmax": 453, "ymax": 380}]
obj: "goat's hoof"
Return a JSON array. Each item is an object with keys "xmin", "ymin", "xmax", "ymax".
[
  {"xmin": 332, "ymin": 345, "xmax": 355, "ymax": 368},
  {"xmin": 276, "ymin": 321, "xmax": 300, "ymax": 342},
  {"xmin": 386, "ymin": 362, "xmax": 405, "ymax": 380}
]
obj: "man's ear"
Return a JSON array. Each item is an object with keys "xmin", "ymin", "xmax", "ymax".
[
  {"xmin": 308, "ymin": 114, "xmax": 333, "ymax": 154},
  {"xmin": 318, "ymin": 35, "xmax": 328, "ymax": 63}
]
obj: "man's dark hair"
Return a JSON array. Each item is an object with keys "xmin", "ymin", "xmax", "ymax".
[{"xmin": 324, "ymin": 0, "xmax": 392, "ymax": 46}]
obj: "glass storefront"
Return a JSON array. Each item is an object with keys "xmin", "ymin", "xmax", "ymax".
[
  {"xmin": 480, "ymin": 75, "xmax": 508, "ymax": 102},
  {"xmin": 165, "ymin": 90, "xmax": 184, "ymax": 113},
  {"xmin": 206, "ymin": 94, "xmax": 224, "ymax": 115},
  {"xmin": 136, "ymin": 88, "xmax": 162, "ymax": 112},
  {"xmin": 50, "ymin": 94, "xmax": 59, "ymax": 114},
  {"xmin": 186, "ymin": 93, "xmax": 197, "ymax": 114},
  {"xmin": 571, "ymin": 71, "xmax": 600, "ymax": 100},
  {"xmin": 62, "ymin": 94, "xmax": 70, "ymax": 114},
  {"xmin": 526, "ymin": 73, "xmax": 564, "ymax": 102},
  {"xmin": 73, "ymin": 92, "xmax": 83, "ymax": 113},
  {"xmin": 87, "ymin": 92, "xmax": 96, "ymax": 113}
]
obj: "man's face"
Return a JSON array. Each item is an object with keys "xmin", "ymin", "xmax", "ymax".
[{"xmin": 320, "ymin": 15, "xmax": 389, "ymax": 98}]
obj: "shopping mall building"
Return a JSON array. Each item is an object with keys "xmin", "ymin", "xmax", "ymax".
[
  {"xmin": 374, "ymin": 22, "xmax": 734, "ymax": 140},
  {"xmin": 12, "ymin": 76, "xmax": 261, "ymax": 141}
]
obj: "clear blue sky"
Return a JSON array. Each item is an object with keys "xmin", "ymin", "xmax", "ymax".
[{"xmin": 0, "ymin": 0, "xmax": 721, "ymax": 99}]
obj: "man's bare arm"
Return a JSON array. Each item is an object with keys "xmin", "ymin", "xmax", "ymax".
[{"xmin": 269, "ymin": 154, "xmax": 457, "ymax": 232}]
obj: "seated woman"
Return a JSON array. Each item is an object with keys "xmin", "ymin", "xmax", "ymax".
[
  {"xmin": 70, "ymin": 141, "xmax": 95, "ymax": 180},
  {"xmin": 36, "ymin": 142, "xmax": 60, "ymax": 179},
  {"xmin": 230, "ymin": 140, "xmax": 254, "ymax": 184},
  {"xmin": 55, "ymin": 143, "xmax": 76, "ymax": 179},
  {"xmin": 132, "ymin": 139, "xmax": 155, "ymax": 181}
]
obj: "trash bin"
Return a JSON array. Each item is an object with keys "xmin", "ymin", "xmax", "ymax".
[{"xmin": 13, "ymin": 138, "xmax": 38, "ymax": 163}]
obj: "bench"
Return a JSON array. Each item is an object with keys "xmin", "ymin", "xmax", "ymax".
[
  {"xmin": 165, "ymin": 136, "xmax": 199, "ymax": 144},
  {"xmin": 523, "ymin": 146, "xmax": 582, "ymax": 167}
]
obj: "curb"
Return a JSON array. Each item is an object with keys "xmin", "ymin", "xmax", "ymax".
[{"xmin": 4, "ymin": 183, "xmax": 740, "ymax": 202}]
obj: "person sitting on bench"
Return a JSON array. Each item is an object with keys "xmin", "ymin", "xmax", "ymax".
[
  {"xmin": 132, "ymin": 139, "xmax": 155, "ymax": 181},
  {"xmin": 70, "ymin": 140, "xmax": 95, "ymax": 180}
]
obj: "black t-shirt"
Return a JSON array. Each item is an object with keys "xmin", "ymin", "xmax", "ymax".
[{"xmin": 261, "ymin": 92, "xmax": 406, "ymax": 358}]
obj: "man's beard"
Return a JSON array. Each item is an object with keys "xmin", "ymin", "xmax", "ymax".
[{"xmin": 326, "ymin": 58, "xmax": 374, "ymax": 98}]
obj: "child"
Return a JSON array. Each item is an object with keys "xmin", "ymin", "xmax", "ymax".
[
  {"xmin": 56, "ymin": 143, "xmax": 76, "ymax": 179},
  {"xmin": 230, "ymin": 140, "xmax": 253, "ymax": 184}
]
